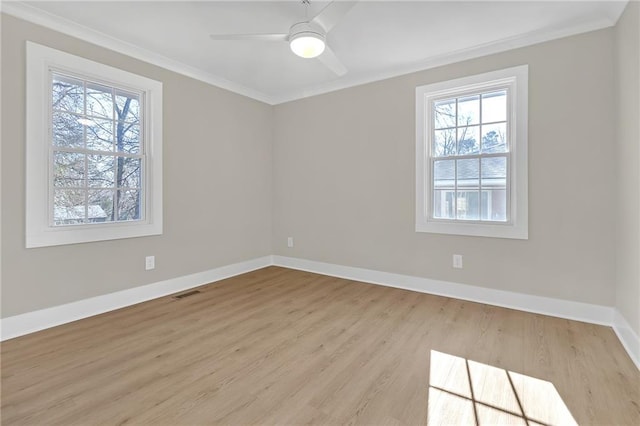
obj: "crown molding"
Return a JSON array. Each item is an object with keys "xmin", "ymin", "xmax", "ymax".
[
  {"xmin": 270, "ymin": 16, "xmax": 618, "ymax": 104},
  {"xmin": 0, "ymin": 1, "xmax": 276, "ymax": 105},
  {"xmin": 1, "ymin": 1, "xmax": 623, "ymax": 106}
]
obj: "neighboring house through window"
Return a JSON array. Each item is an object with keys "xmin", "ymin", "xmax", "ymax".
[
  {"xmin": 26, "ymin": 42, "xmax": 163, "ymax": 248},
  {"xmin": 415, "ymin": 65, "xmax": 528, "ymax": 239}
]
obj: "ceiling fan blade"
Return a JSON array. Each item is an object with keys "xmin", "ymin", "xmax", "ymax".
[
  {"xmin": 311, "ymin": 1, "xmax": 358, "ymax": 33},
  {"xmin": 318, "ymin": 45, "xmax": 347, "ymax": 76},
  {"xmin": 209, "ymin": 33, "xmax": 288, "ymax": 42}
]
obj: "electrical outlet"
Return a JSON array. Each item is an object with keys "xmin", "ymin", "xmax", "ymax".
[
  {"xmin": 287, "ymin": 237, "xmax": 294, "ymax": 248},
  {"xmin": 453, "ymin": 254, "xmax": 463, "ymax": 269},
  {"xmin": 145, "ymin": 255, "xmax": 155, "ymax": 270}
]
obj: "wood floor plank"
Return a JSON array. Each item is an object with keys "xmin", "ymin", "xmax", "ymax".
[{"xmin": 1, "ymin": 266, "xmax": 638, "ymax": 425}]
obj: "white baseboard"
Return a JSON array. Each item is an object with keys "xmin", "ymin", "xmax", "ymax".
[
  {"xmin": 271, "ymin": 255, "xmax": 614, "ymax": 326},
  {"xmin": 612, "ymin": 309, "xmax": 640, "ymax": 370},
  {"xmin": 3, "ymin": 253, "xmax": 636, "ymax": 371},
  {"xmin": 0, "ymin": 256, "xmax": 273, "ymax": 341}
]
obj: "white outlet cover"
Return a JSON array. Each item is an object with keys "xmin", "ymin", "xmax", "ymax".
[{"xmin": 145, "ymin": 255, "xmax": 155, "ymax": 270}]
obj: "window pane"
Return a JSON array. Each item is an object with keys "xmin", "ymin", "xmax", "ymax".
[
  {"xmin": 116, "ymin": 91, "xmax": 140, "ymax": 122},
  {"xmin": 481, "ymin": 157, "xmax": 507, "ymax": 187},
  {"xmin": 434, "ymin": 99, "xmax": 456, "ymax": 129},
  {"xmin": 456, "ymin": 191, "xmax": 480, "ymax": 220},
  {"xmin": 457, "ymin": 126, "xmax": 479, "ymax": 155},
  {"xmin": 456, "ymin": 158, "xmax": 479, "ymax": 188},
  {"xmin": 52, "ymin": 111, "xmax": 84, "ymax": 148},
  {"xmin": 88, "ymin": 189, "xmax": 114, "ymax": 222},
  {"xmin": 457, "ymin": 95, "xmax": 479, "ymax": 126},
  {"xmin": 482, "ymin": 91, "xmax": 507, "ymax": 123},
  {"xmin": 434, "ymin": 128, "xmax": 456, "ymax": 157},
  {"xmin": 86, "ymin": 82, "xmax": 113, "ymax": 119},
  {"xmin": 53, "ymin": 151, "xmax": 85, "ymax": 187},
  {"xmin": 116, "ymin": 120, "xmax": 140, "ymax": 154},
  {"xmin": 117, "ymin": 157, "xmax": 142, "ymax": 188},
  {"xmin": 434, "ymin": 160, "xmax": 455, "ymax": 188},
  {"xmin": 482, "ymin": 122, "xmax": 507, "ymax": 153},
  {"xmin": 52, "ymin": 74, "xmax": 83, "ymax": 114},
  {"xmin": 433, "ymin": 190, "xmax": 455, "ymax": 219},
  {"xmin": 87, "ymin": 155, "xmax": 115, "ymax": 188},
  {"xmin": 117, "ymin": 189, "xmax": 141, "ymax": 221},
  {"xmin": 481, "ymin": 189, "xmax": 507, "ymax": 221},
  {"xmin": 86, "ymin": 118, "xmax": 114, "ymax": 152},
  {"xmin": 54, "ymin": 189, "xmax": 86, "ymax": 225}
]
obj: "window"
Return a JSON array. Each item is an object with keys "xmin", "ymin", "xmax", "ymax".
[
  {"xmin": 26, "ymin": 42, "xmax": 163, "ymax": 248},
  {"xmin": 416, "ymin": 66, "xmax": 528, "ymax": 239}
]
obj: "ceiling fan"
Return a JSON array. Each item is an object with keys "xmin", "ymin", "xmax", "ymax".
[{"xmin": 209, "ymin": 0, "xmax": 357, "ymax": 76}]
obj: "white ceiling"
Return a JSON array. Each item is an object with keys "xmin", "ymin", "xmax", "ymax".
[{"xmin": 5, "ymin": 0, "xmax": 628, "ymax": 104}]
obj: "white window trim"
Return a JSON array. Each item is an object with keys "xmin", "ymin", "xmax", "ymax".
[
  {"xmin": 26, "ymin": 42, "xmax": 163, "ymax": 248},
  {"xmin": 415, "ymin": 65, "xmax": 528, "ymax": 239}
]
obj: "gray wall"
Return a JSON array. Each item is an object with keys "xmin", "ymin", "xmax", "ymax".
[
  {"xmin": 1, "ymin": 12, "xmax": 630, "ymax": 320},
  {"xmin": 615, "ymin": 1, "xmax": 640, "ymax": 335},
  {"xmin": 1, "ymin": 15, "xmax": 273, "ymax": 317},
  {"xmin": 273, "ymin": 28, "xmax": 617, "ymax": 306}
]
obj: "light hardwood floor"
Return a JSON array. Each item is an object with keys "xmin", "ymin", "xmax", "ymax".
[{"xmin": 1, "ymin": 266, "xmax": 638, "ymax": 425}]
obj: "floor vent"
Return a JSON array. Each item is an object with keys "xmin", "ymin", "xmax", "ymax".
[{"xmin": 173, "ymin": 290, "xmax": 201, "ymax": 300}]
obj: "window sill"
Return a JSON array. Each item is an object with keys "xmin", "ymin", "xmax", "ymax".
[
  {"xmin": 26, "ymin": 220, "xmax": 162, "ymax": 248},
  {"xmin": 416, "ymin": 220, "xmax": 528, "ymax": 240}
]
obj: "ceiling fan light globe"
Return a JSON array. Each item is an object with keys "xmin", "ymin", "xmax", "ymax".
[{"xmin": 290, "ymin": 33, "xmax": 325, "ymax": 58}]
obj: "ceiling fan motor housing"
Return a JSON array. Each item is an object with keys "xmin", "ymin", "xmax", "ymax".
[{"xmin": 289, "ymin": 22, "xmax": 326, "ymax": 58}]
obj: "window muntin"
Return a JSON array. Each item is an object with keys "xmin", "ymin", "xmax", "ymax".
[
  {"xmin": 26, "ymin": 41, "xmax": 163, "ymax": 248},
  {"xmin": 50, "ymin": 72, "xmax": 144, "ymax": 226},
  {"xmin": 430, "ymin": 89, "xmax": 510, "ymax": 223},
  {"xmin": 415, "ymin": 65, "xmax": 528, "ymax": 239},
  {"xmin": 433, "ymin": 189, "xmax": 507, "ymax": 222}
]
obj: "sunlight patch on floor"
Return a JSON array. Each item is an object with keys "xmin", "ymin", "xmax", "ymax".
[{"xmin": 427, "ymin": 350, "xmax": 577, "ymax": 426}]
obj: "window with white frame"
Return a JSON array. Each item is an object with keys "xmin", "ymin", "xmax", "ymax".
[
  {"xmin": 26, "ymin": 42, "xmax": 163, "ymax": 248},
  {"xmin": 416, "ymin": 66, "xmax": 528, "ymax": 239}
]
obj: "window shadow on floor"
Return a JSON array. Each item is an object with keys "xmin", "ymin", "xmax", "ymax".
[{"xmin": 427, "ymin": 350, "xmax": 577, "ymax": 426}]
